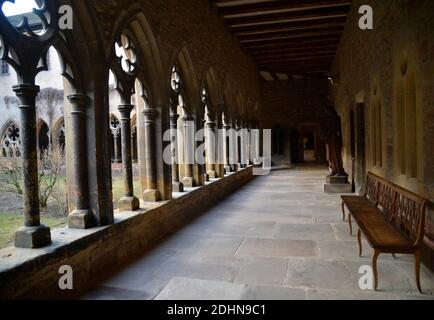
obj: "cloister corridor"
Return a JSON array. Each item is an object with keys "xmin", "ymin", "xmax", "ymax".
[{"xmin": 82, "ymin": 166, "xmax": 434, "ymax": 300}]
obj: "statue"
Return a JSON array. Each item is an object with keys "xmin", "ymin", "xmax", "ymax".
[{"xmin": 322, "ymin": 105, "xmax": 348, "ymax": 184}]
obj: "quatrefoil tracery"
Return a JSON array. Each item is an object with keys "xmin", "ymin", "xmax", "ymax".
[
  {"xmin": 115, "ymin": 33, "xmax": 138, "ymax": 75},
  {"xmin": 1, "ymin": 0, "xmax": 53, "ymax": 39}
]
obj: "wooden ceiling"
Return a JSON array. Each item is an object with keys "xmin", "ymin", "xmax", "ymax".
[{"xmin": 211, "ymin": 0, "xmax": 352, "ymax": 79}]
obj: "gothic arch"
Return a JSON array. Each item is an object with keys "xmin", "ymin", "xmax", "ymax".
[
  {"xmin": 0, "ymin": 119, "xmax": 20, "ymax": 157},
  {"xmin": 172, "ymin": 46, "xmax": 200, "ymax": 116}
]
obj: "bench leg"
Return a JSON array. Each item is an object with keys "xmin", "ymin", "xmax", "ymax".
[
  {"xmin": 415, "ymin": 250, "xmax": 422, "ymax": 294},
  {"xmin": 341, "ymin": 202, "xmax": 346, "ymax": 221},
  {"xmin": 372, "ymin": 249, "xmax": 380, "ymax": 291},
  {"xmin": 357, "ymin": 229, "xmax": 363, "ymax": 257},
  {"xmin": 348, "ymin": 213, "xmax": 353, "ymax": 236}
]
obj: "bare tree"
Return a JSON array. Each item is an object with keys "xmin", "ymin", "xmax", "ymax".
[
  {"xmin": 37, "ymin": 88, "xmax": 64, "ymax": 144},
  {"xmin": 0, "ymin": 146, "xmax": 66, "ymax": 211}
]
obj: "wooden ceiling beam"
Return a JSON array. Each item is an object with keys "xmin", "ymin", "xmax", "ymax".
[
  {"xmin": 218, "ymin": 1, "xmax": 352, "ymax": 18},
  {"xmin": 250, "ymin": 45, "xmax": 339, "ymax": 56},
  {"xmin": 231, "ymin": 16, "xmax": 347, "ymax": 33},
  {"xmin": 244, "ymin": 36, "xmax": 341, "ymax": 49},
  {"xmin": 239, "ymin": 28, "xmax": 343, "ymax": 43},
  {"xmin": 252, "ymin": 51, "xmax": 337, "ymax": 61},
  {"xmin": 226, "ymin": 8, "xmax": 350, "ymax": 28},
  {"xmin": 234, "ymin": 20, "xmax": 346, "ymax": 37}
]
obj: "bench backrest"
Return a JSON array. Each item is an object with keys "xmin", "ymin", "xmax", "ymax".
[
  {"xmin": 364, "ymin": 172, "xmax": 379, "ymax": 202},
  {"xmin": 365, "ymin": 172, "xmax": 428, "ymax": 247}
]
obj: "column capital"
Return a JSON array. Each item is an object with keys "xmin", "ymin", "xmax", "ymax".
[
  {"xmin": 118, "ymin": 104, "xmax": 134, "ymax": 119},
  {"xmin": 68, "ymin": 93, "xmax": 88, "ymax": 114},
  {"xmin": 143, "ymin": 107, "xmax": 158, "ymax": 119},
  {"xmin": 67, "ymin": 93, "xmax": 87, "ymax": 104},
  {"xmin": 169, "ymin": 113, "xmax": 180, "ymax": 122},
  {"xmin": 182, "ymin": 115, "xmax": 194, "ymax": 122},
  {"xmin": 12, "ymin": 83, "xmax": 40, "ymax": 96}
]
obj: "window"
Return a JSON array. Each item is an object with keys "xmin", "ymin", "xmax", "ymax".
[
  {"xmin": 1, "ymin": 60, "xmax": 9, "ymax": 75},
  {"xmin": 396, "ymin": 72, "xmax": 418, "ymax": 178},
  {"xmin": 1, "ymin": 121, "xmax": 21, "ymax": 157},
  {"xmin": 370, "ymin": 85, "xmax": 382, "ymax": 167}
]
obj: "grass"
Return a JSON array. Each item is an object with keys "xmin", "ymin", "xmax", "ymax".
[
  {"xmin": 0, "ymin": 213, "xmax": 67, "ymax": 249},
  {"xmin": 0, "ymin": 176, "xmax": 141, "ymax": 249},
  {"xmin": 112, "ymin": 176, "xmax": 141, "ymax": 205}
]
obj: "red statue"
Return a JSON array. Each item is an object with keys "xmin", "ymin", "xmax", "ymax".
[{"xmin": 323, "ymin": 105, "xmax": 348, "ymax": 178}]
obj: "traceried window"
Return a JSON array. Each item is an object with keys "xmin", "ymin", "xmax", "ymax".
[
  {"xmin": 370, "ymin": 87, "xmax": 382, "ymax": 167},
  {"xmin": 1, "ymin": 121, "xmax": 21, "ymax": 157},
  {"xmin": 396, "ymin": 71, "xmax": 418, "ymax": 178},
  {"xmin": 1, "ymin": 60, "xmax": 9, "ymax": 75}
]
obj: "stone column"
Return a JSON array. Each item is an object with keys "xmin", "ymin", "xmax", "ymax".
[
  {"xmin": 118, "ymin": 104, "xmax": 140, "ymax": 211},
  {"xmin": 234, "ymin": 122, "xmax": 241, "ymax": 170},
  {"xmin": 223, "ymin": 122, "xmax": 232, "ymax": 173},
  {"xmin": 131, "ymin": 127, "xmax": 138, "ymax": 163},
  {"xmin": 13, "ymin": 84, "xmax": 51, "ymax": 248},
  {"xmin": 142, "ymin": 108, "xmax": 161, "ymax": 201},
  {"xmin": 112, "ymin": 132, "xmax": 122, "ymax": 163},
  {"xmin": 205, "ymin": 119, "xmax": 217, "ymax": 179},
  {"xmin": 67, "ymin": 94, "xmax": 93, "ymax": 229},
  {"xmin": 170, "ymin": 113, "xmax": 184, "ymax": 192},
  {"xmin": 182, "ymin": 115, "xmax": 194, "ymax": 187},
  {"xmin": 214, "ymin": 115, "xmax": 225, "ymax": 178},
  {"xmin": 239, "ymin": 124, "xmax": 247, "ymax": 168}
]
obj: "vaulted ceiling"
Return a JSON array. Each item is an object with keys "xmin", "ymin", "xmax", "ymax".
[{"xmin": 211, "ymin": 0, "xmax": 352, "ymax": 80}]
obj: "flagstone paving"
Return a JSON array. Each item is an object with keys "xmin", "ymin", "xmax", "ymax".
[{"xmin": 82, "ymin": 165, "xmax": 434, "ymax": 300}]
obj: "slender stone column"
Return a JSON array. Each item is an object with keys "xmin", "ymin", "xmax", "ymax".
[
  {"xmin": 223, "ymin": 122, "xmax": 231, "ymax": 173},
  {"xmin": 170, "ymin": 113, "xmax": 184, "ymax": 192},
  {"xmin": 113, "ymin": 132, "xmax": 122, "ymax": 163},
  {"xmin": 142, "ymin": 108, "xmax": 161, "ymax": 201},
  {"xmin": 182, "ymin": 115, "xmax": 195, "ymax": 187},
  {"xmin": 235, "ymin": 122, "xmax": 242, "ymax": 170},
  {"xmin": 205, "ymin": 120, "xmax": 217, "ymax": 179},
  {"xmin": 131, "ymin": 127, "xmax": 138, "ymax": 163},
  {"xmin": 239, "ymin": 124, "xmax": 247, "ymax": 168},
  {"xmin": 67, "ymin": 94, "xmax": 93, "ymax": 229},
  {"xmin": 214, "ymin": 116, "xmax": 224, "ymax": 178},
  {"xmin": 13, "ymin": 84, "xmax": 51, "ymax": 248},
  {"xmin": 118, "ymin": 104, "xmax": 140, "ymax": 211}
]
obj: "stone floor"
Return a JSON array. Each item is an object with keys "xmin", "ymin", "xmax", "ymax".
[{"xmin": 82, "ymin": 165, "xmax": 434, "ymax": 300}]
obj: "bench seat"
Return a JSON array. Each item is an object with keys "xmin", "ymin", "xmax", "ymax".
[{"xmin": 351, "ymin": 210, "xmax": 415, "ymax": 252}]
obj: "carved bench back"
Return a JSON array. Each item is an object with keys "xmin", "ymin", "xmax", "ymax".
[
  {"xmin": 365, "ymin": 172, "xmax": 379, "ymax": 202},
  {"xmin": 366, "ymin": 172, "xmax": 428, "ymax": 247}
]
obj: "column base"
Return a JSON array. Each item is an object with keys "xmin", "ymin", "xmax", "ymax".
[
  {"xmin": 207, "ymin": 170, "xmax": 217, "ymax": 179},
  {"xmin": 236, "ymin": 163, "xmax": 242, "ymax": 170},
  {"xmin": 204, "ymin": 173, "xmax": 210, "ymax": 182},
  {"xmin": 119, "ymin": 196, "xmax": 140, "ymax": 211},
  {"xmin": 182, "ymin": 176, "xmax": 194, "ymax": 188},
  {"xmin": 68, "ymin": 209, "xmax": 93, "ymax": 229},
  {"xmin": 14, "ymin": 225, "xmax": 51, "ymax": 249},
  {"xmin": 172, "ymin": 182, "xmax": 184, "ymax": 193},
  {"xmin": 143, "ymin": 189, "xmax": 161, "ymax": 202},
  {"xmin": 224, "ymin": 166, "xmax": 232, "ymax": 174}
]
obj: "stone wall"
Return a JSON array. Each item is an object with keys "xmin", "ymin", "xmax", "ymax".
[
  {"xmin": 0, "ymin": 167, "xmax": 255, "ymax": 299},
  {"xmin": 260, "ymin": 78, "xmax": 331, "ymax": 164},
  {"xmin": 331, "ymin": 0, "xmax": 434, "ymax": 270}
]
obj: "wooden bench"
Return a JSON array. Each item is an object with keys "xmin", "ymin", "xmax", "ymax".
[{"xmin": 341, "ymin": 172, "xmax": 428, "ymax": 293}]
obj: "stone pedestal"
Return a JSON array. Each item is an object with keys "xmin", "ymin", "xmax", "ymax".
[
  {"xmin": 182, "ymin": 176, "xmax": 194, "ymax": 188},
  {"xmin": 68, "ymin": 209, "xmax": 93, "ymax": 229},
  {"xmin": 324, "ymin": 175, "xmax": 352, "ymax": 193},
  {"xmin": 172, "ymin": 182, "xmax": 184, "ymax": 193},
  {"xmin": 15, "ymin": 225, "xmax": 51, "ymax": 249},
  {"xmin": 119, "ymin": 196, "xmax": 140, "ymax": 212},
  {"xmin": 143, "ymin": 189, "xmax": 160, "ymax": 202}
]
